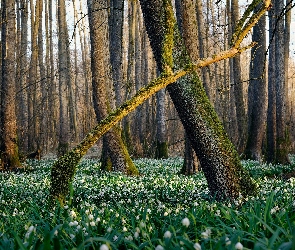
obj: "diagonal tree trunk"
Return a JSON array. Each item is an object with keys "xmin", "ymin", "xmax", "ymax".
[
  {"xmin": 139, "ymin": 0, "xmax": 256, "ymax": 200},
  {"xmin": 49, "ymin": 0, "xmax": 268, "ymax": 205}
]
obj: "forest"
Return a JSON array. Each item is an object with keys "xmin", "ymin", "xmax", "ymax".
[{"xmin": 0, "ymin": 0, "xmax": 295, "ymax": 249}]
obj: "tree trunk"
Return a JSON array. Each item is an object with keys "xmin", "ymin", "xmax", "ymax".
[
  {"xmin": 155, "ymin": 88, "xmax": 168, "ymax": 158},
  {"xmin": 87, "ymin": 0, "xmax": 138, "ymax": 174},
  {"xmin": 109, "ymin": 0, "xmax": 124, "ymax": 106},
  {"xmin": 245, "ymin": 6, "xmax": 267, "ymax": 161},
  {"xmin": 266, "ymin": 7, "xmax": 276, "ymax": 163},
  {"xmin": 139, "ymin": 0, "xmax": 256, "ymax": 200},
  {"xmin": 0, "ymin": 0, "xmax": 22, "ymax": 170},
  {"xmin": 230, "ymin": 0, "xmax": 247, "ymax": 153},
  {"xmin": 57, "ymin": 0, "xmax": 71, "ymax": 156},
  {"xmin": 175, "ymin": 0, "xmax": 199, "ymax": 172},
  {"xmin": 181, "ymin": 135, "xmax": 199, "ymax": 175},
  {"xmin": 274, "ymin": 0, "xmax": 290, "ymax": 164}
]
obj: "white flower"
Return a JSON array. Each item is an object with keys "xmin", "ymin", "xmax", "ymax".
[
  {"xmin": 88, "ymin": 214, "xmax": 94, "ymax": 220},
  {"xmin": 90, "ymin": 221, "xmax": 96, "ymax": 227},
  {"xmin": 164, "ymin": 211, "xmax": 168, "ymax": 216},
  {"xmin": 96, "ymin": 217, "xmax": 101, "ymax": 222},
  {"xmin": 69, "ymin": 234, "xmax": 75, "ymax": 239},
  {"xmin": 107, "ymin": 227, "xmax": 112, "ymax": 233},
  {"xmin": 113, "ymin": 235, "xmax": 118, "ymax": 241},
  {"xmin": 134, "ymin": 231, "xmax": 139, "ymax": 238},
  {"xmin": 182, "ymin": 217, "xmax": 190, "ymax": 227},
  {"xmin": 164, "ymin": 230, "xmax": 172, "ymax": 238},
  {"xmin": 194, "ymin": 242, "xmax": 201, "ymax": 250},
  {"xmin": 69, "ymin": 222, "xmax": 75, "ymax": 226},
  {"xmin": 140, "ymin": 221, "xmax": 145, "ymax": 228},
  {"xmin": 126, "ymin": 235, "xmax": 133, "ymax": 241},
  {"xmin": 100, "ymin": 244, "xmax": 109, "ymax": 250},
  {"xmin": 54, "ymin": 230, "xmax": 58, "ymax": 236},
  {"xmin": 69, "ymin": 210, "xmax": 76, "ymax": 218},
  {"xmin": 28, "ymin": 225, "xmax": 35, "ymax": 233},
  {"xmin": 235, "ymin": 242, "xmax": 243, "ymax": 250},
  {"xmin": 64, "ymin": 205, "xmax": 69, "ymax": 209},
  {"xmin": 155, "ymin": 245, "xmax": 164, "ymax": 250},
  {"xmin": 201, "ymin": 229, "xmax": 211, "ymax": 239},
  {"xmin": 123, "ymin": 226, "xmax": 127, "ymax": 232},
  {"xmin": 225, "ymin": 237, "xmax": 231, "ymax": 246}
]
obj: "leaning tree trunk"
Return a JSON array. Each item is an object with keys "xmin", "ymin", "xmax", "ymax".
[
  {"xmin": 175, "ymin": 0, "xmax": 200, "ymax": 172},
  {"xmin": 87, "ymin": 0, "xmax": 138, "ymax": 174},
  {"xmin": 139, "ymin": 0, "xmax": 256, "ymax": 200},
  {"xmin": 49, "ymin": 0, "xmax": 267, "ymax": 205},
  {"xmin": 245, "ymin": 6, "xmax": 267, "ymax": 161}
]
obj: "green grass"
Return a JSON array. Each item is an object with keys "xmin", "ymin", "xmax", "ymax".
[{"xmin": 0, "ymin": 157, "xmax": 295, "ymax": 249}]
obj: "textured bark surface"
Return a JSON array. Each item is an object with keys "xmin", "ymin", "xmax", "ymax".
[
  {"xmin": 230, "ymin": 0, "xmax": 247, "ymax": 153},
  {"xmin": 139, "ymin": 0, "xmax": 256, "ymax": 200},
  {"xmin": 181, "ymin": 135, "xmax": 199, "ymax": 175},
  {"xmin": 155, "ymin": 88, "xmax": 168, "ymax": 159},
  {"xmin": 88, "ymin": 0, "xmax": 138, "ymax": 174},
  {"xmin": 57, "ymin": 0, "xmax": 71, "ymax": 156},
  {"xmin": 245, "ymin": 7, "xmax": 267, "ymax": 161},
  {"xmin": 175, "ymin": 0, "xmax": 200, "ymax": 170},
  {"xmin": 274, "ymin": 0, "xmax": 290, "ymax": 164},
  {"xmin": 0, "ymin": 0, "xmax": 22, "ymax": 170},
  {"xmin": 109, "ymin": 0, "xmax": 124, "ymax": 106}
]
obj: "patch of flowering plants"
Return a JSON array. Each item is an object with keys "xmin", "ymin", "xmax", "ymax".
[{"xmin": 0, "ymin": 157, "xmax": 294, "ymax": 249}]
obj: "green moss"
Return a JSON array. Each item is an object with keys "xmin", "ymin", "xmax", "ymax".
[{"xmin": 155, "ymin": 141, "xmax": 168, "ymax": 159}]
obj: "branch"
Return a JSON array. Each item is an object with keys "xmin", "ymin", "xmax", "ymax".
[
  {"xmin": 233, "ymin": 0, "xmax": 272, "ymax": 48},
  {"xmin": 194, "ymin": 42, "xmax": 257, "ymax": 69}
]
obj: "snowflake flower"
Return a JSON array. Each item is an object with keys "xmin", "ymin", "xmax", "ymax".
[
  {"xmin": 164, "ymin": 230, "xmax": 172, "ymax": 238},
  {"xmin": 235, "ymin": 242, "xmax": 243, "ymax": 250},
  {"xmin": 182, "ymin": 217, "xmax": 190, "ymax": 227}
]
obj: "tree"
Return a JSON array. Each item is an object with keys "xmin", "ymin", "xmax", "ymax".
[
  {"xmin": 230, "ymin": 0, "xmax": 247, "ymax": 153},
  {"xmin": 245, "ymin": 5, "xmax": 267, "ymax": 161},
  {"xmin": 175, "ymin": 0, "xmax": 200, "ymax": 173},
  {"xmin": 139, "ymin": 0, "xmax": 264, "ymax": 200},
  {"xmin": 49, "ymin": 0, "xmax": 269, "ymax": 205},
  {"xmin": 87, "ymin": 0, "xmax": 138, "ymax": 174},
  {"xmin": 0, "ymin": 0, "xmax": 22, "ymax": 170},
  {"xmin": 267, "ymin": 0, "xmax": 290, "ymax": 164},
  {"xmin": 57, "ymin": 0, "xmax": 71, "ymax": 156}
]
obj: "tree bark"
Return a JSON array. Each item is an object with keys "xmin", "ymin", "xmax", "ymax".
[
  {"xmin": 0, "ymin": 0, "xmax": 22, "ymax": 170},
  {"xmin": 57, "ymin": 0, "xmax": 71, "ymax": 156},
  {"xmin": 266, "ymin": 7, "xmax": 276, "ymax": 163},
  {"xmin": 274, "ymin": 0, "xmax": 290, "ymax": 164},
  {"xmin": 245, "ymin": 6, "xmax": 267, "ymax": 161},
  {"xmin": 87, "ymin": 0, "xmax": 138, "ymax": 174},
  {"xmin": 139, "ymin": 0, "xmax": 256, "ymax": 200},
  {"xmin": 230, "ymin": 0, "xmax": 247, "ymax": 153}
]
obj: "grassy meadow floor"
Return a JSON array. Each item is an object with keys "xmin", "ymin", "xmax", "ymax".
[{"xmin": 0, "ymin": 157, "xmax": 295, "ymax": 249}]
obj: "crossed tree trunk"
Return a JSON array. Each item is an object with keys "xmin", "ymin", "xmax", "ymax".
[{"xmin": 49, "ymin": 0, "xmax": 271, "ymax": 205}]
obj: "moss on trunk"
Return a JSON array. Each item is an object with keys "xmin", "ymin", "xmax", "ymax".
[
  {"xmin": 49, "ymin": 70, "xmax": 189, "ymax": 205},
  {"xmin": 139, "ymin": 0, "xmax": 257, "ymax": 200},
  {"xmin": 155, "ymin": 141, "xmax": 168, "ymax": 159}
]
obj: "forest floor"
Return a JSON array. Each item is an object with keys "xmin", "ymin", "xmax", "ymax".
[{"xmin": 0, "ymin": 157, "xmax": 294, "ymax": 249}]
